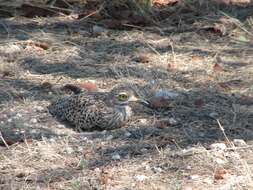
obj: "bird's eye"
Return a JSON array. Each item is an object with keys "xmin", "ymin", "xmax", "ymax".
[{"xmin": 118, "ymin": 93, "xmax": 129, "ymax": 101}]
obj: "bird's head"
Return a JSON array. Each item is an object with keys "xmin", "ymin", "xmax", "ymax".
[{"xmin": 112, "ymin": 90, "xmax": 149, "ymax": 106}]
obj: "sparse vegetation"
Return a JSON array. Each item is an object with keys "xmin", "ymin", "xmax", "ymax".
[{"xmin": 0, "ymin": 0, "xmax": 253, "ymax": 189}]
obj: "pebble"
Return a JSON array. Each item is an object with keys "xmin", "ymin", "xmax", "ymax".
[
  {"xmin": 112, "ymin": 153, "xmax": 121, "ymax": 160},
  {"xmin": 55, "ymin": 124, "xmax": 64, "ymax": 128},
  {"xmin": 124, "ymin": 132, "xmax": 131, "ymax": 137},
  {"xmin": 188, "ymin": 174, "xmax": 200, "ymax": 180},
  {"xmin": 94, "ymin": 168, "xmax": 101, "ymax": 173},
  {"xmin": 209, "ymin": 112, "xmax": 219, "ymax": 119},
  {"xmin": 233, "ymin": 139, "xmax": 247, "ymax": 147},
  {"xmin": 203, "ymin": 177, "xmax": 213, "ymax": 184},
  {"xmin": 134, "ymin": 175, "xmax": 148, "ymax": 182},
  {"xmin": 152, "ymin": 166, "xmax": 162, "ymax": 173},
  {"xmin": 65, "ymin": 147, "xmax": 74, "ymax": 154},
  {"xmin": 35, "ymin": 106, "xmax": 44, "ymax": 112},
  {"xmin": 140, "ymin": 148, "xmax": 148, "ymax": 153},
  {"xmin": 15, "ymin": 113, "xmax": 23, "ymax": 118},
  {"xmin": 30, "ymin": 118, "xmax": 38, "ymax": 124},
  {"xmin": 106, "ymin": 135, "xmax": 114, "ymax": 141},
  {"xmin": 168, "ymin": 118, "xmax": 177, "ymax": 125},
  {"xmin": 210, "ymin": 143, "xmax": 227, "ymax": 151},
  {"xmin": 214, "ymin": 157, "xmax": 227, "ymax": 165},
  {"xmin": 30, "ymin": 129, "xmax": 37, "ymax": 134},
  {"xmin": 92, "ymin": 25, "xmax": 106, "ymax": 35},
  {"xmin": 138, "ymin": 118, "xmax": 148, "ymax": 125}
]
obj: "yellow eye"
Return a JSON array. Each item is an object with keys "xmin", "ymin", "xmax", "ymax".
[{"xmin": 118, "ymin": 93, "xmax": 129, "ymax": 101}]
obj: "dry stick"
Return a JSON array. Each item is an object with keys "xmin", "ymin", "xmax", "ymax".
[
  {"xmin": 220, "ymin": 11, "xmax": 253, "ymax": 37},
  {"xmin": 0, "ymin": 131, "xmax": 9, "ymax": 149},
  {"xmin": 170, "ymin": 42, "xmax": 176, "ymax": 65},
  {"xmin": 216, "ymin": 119, "xmax": 234, "ymax": 147},
  {"xmin": 79, "ymin": 3, "xmax": 104, "ymax": 21},
  {"xmin": 216, "ymin": 119, "xmax": 252, "ymax": 183}
]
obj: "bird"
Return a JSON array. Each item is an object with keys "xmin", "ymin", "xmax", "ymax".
[{"xmin": 48, "ymin": 86, "xmax": 148, "ymax": 131}]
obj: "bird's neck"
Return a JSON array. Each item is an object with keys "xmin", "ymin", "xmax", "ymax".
[{"xmin": 115, "ymin": 105, "xmax": 132, "ymax": 121}]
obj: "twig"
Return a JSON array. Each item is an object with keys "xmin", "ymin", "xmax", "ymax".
[
  {"xmin": 0, "ymin": 131, "xmax": 9, "ymax": 149},
  {"xmin": 170, "ymin": 42, "xmax": 176, "ymax": 65},
  {"xmin": 220, "ymin": 11, "xmax": 253, "ymax": 37},
  {"xmin": 216, "ymin": 119, "xmax": 234, "ymax": 147},
  {"xmin": 216, "ymin": 119, "xmax": 252, "ymax": 183}
]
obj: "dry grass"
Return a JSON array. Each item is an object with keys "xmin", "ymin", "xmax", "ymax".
[{"xmin": 0, "ymin": 3, "xmax": 253, "ymax": 189}]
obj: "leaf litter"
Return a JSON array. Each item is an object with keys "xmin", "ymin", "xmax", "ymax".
[{"xmin": 0, "ymin": 1, "xmax": 253, "ymax": 189}]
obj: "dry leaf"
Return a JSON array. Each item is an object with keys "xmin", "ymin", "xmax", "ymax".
[
  {"xmin": 213, "ymin": 23, "xmax": 227, "ymax": 36},
  {"xmin": 218, "ymin": 82, "xmax": 232, "ymax": 91},
  {"xmin": 167, "ymin": 63, "xmax": 177, "ymax": 70},
  {"xmin": 191, "ymin": 55, "xmax": 203, "ymax": 61},
  {"xmin": 79, "ymin": 82, "xmax": 98, "ymax": 92},
  {"xmin": 213, "ymin": 63, "xmax": 224, "ymax": 72},
  {"xmin": 156, "ymin": 120, "xmax": 170, "ymax": 129},
  {"xmin": 214, "ymin": 168, "xmax": 228, "ymax": 180},
  {"xmin": 149, "ymin": 97, "xmax": 172, "ymax": 109},
  {"xmin": 153, "ymin": 0, "xmax": 180, "ymax": 7},
  {"xmin": 133, "ymin": 55, "xmax": 150, "ymax": 63}
]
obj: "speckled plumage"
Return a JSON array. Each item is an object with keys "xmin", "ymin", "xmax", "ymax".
[{"xmin": 48, "ymin": 91, "xmax": 135, "ymax": 131}]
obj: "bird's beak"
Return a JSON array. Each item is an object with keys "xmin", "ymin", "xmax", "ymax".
[{"xmin": 129, "ymin": 96, "xmax": 149, "ymax": 106}]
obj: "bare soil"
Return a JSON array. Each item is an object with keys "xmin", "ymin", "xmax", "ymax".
[{"xmin": 0, "ymin": 5, "xmax": 253, "ymax": 190}]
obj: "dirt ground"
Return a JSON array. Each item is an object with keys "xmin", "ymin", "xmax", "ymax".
[{"xmin": 0, "ymin": 3, "xmax": 253, "ymax": 190}]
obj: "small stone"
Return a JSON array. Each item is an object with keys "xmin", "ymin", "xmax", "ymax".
[
  {"xmin": 140, "ymin": 148, "xmax": 148, "ymax": 153},
  {"xmin": 65, "ymin": 147, "xmax": 74, "ymax": 154},
  {"xmin": 36, "ymin": 106, "xmax": 44, "ymax": 112},
  {"xmin": 106, "ymin": 135, "xmax": 114, "ymax": 140},
  {"xmin": 215, "ymin": 158, "xmax": 227, "ymax": 165},
  {"xmin": 209, "ymin": 112, "xmax": 219, "ymax": 118},
  {"xmin": 138, "ymin": 119, "xmax": 148, "ymax": 125},
  {"xmin": 168, "ymin": 118, "xmax": 177, "ymax": 125},
  {"xmin": 134, "ymin": 175, "xmax": 148, "ymax": 182},
  {"xmin": 92, "ymin": 25, "xmax": 106, "ymax": 35},
  {"xmin": 112, "ymin": 153, "xmax": 121, "ymax": 160},
  {"xmin": 188, "ymin": 174, "xmax": 200, "ymax": 180},
  {"xmin": 229, "ymin": 152, "xmax": 240, "ymax": 159},
  {"xmin": 233, "ymin": 139, "xmax": 247, "ymax": 147},
  {"xmin": 49, "ymin": 138, "xmax": 56, "ymax": 143},
  {"xmin": 57, "ymin": 124, "xmax": 65, "ymax": 128},
  {"xmin": 152, "ymin": 166, "xmax": 162, "ymax": 173},
  {"xmin": 30, "ymin": 129, "xmax": 37, "ymax": 134},
  {"xmin": 210, "ymin": 143, "xmax": 227, "ymax": 150},
  {"xmin": 124, "ymin": 132, "xmax": 131, "ymax": 137},
  {"xmin": 16, "ymin": 113, "xmax": 22, "ymax": 118},
  {"xmin": 203, "ymin": 178, "xmax": 213, "ymax": 184},
  {"xmin": 30, "ymin": 118, "xmax": 37, "ymax": 124},
  {"xmin": 145, "ymin": 165, "xmax": 151, "ymax": 171},
  {"xmin": 94, "ymin": 168, "xmax": 101, "ymax": 173}
]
